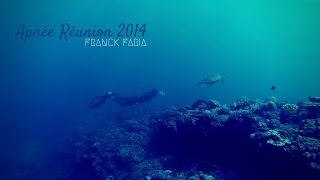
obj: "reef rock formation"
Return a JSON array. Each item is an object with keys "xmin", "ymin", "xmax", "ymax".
[
  {"xmin": 152, "ymin": 97, "xmax": 320, "ymax": 179},
  {"xmin": 57, "ymin": 97, "xmax": 320, "ymax": 180}
]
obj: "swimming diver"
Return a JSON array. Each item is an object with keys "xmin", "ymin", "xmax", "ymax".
[{"xmin": 88, "ymin": 89, "xmax": 165, "ymax": 109}]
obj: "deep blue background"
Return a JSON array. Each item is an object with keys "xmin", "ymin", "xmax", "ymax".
[{"xmin": 0, "ymin": 0, "xmax": 319, "ymax": 178}]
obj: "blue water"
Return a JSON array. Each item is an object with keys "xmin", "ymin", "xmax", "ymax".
[{"xmin": 1, "ymin": 0, "xmax": 320, "ymax": 179}]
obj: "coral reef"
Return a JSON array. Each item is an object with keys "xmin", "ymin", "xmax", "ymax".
[
  {"xmin": 56, "ymin": 97, "xmax": 320, "ymax": 180},
  {"xmin": 309, "ymin": 96, "xmax": 320, "ymax": 103}
]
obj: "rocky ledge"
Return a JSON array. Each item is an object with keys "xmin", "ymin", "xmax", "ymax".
[{"xmin": 59, "ymin": 97, "xmax": 320, "ymax": 180}]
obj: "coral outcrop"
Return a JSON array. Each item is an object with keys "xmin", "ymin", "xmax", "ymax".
[{"xmin": 56, "ymin": 97, "xmax": 320, "ymax": 180}]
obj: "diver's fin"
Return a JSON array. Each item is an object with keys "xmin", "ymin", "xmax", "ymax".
[{"xmin": 88, "ymin": 95, "xmax": 109, "ymax": 109}]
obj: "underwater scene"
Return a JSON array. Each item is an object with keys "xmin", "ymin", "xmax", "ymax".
[{"xmin": 1, "ymin": 0, "xmax": 320, "ymax": 179}]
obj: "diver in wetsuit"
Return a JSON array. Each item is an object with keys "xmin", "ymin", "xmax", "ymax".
[{"xmin": 88, "ymin": 89, "xmax": 165, "ymax": 109}]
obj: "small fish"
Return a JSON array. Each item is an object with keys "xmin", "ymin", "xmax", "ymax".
[{"xmin": 270, "ymin": 86, "xmax": 276, "ymax": 90}]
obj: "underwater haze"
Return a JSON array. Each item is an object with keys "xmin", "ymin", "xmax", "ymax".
[{"xmin": 1, "ymin": 0, "xmax": 320, "ymax": 179}]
